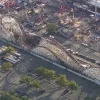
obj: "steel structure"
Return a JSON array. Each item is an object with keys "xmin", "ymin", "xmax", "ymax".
[
  {"xmin": 46, "ymin": 37, "xmax": 80, "ymax": 65},
  {"xmin": 0, "ymin": 14, "xmax": 26, "ymax": 46}
]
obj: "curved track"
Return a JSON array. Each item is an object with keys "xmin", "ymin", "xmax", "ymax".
[
  {"xmin": 0, "ymin": 14, "xmax": 26, "ymax": 46},
  {"xmin": 46, "ymin": 37, "xmax": 80, "ymax": 65}
]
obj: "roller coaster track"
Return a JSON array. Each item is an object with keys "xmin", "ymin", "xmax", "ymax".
[
  {"xmin": 45, "ymin": 37, "xmax": 100, "ymax": 71},
  {"xmin": 5, "ymin": 13, "xmax": 25, "ymax": 33},
  {"xmin": 0, "ymin": 14, "xmax": 25, "ymax": 46},
  {"xmin": 45, "ymin": 37, "xmax": 81, "ymax": 66}
]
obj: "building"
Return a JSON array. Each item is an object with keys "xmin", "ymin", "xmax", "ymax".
[
  {"xmin": 0, "ymin": 0, "xmax": 16, "ymax": 7},
  {"xmin": 88, "ymin": 0, "xmax": 100, "ymax": 8},
  {"xmin": 0, "ymin": 0, "xmax": 8, "ymax": 6}
]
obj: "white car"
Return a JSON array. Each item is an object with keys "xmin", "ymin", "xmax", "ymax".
[
  {"xmin": 44, "ymin": 32, "xmax": 48, "ymax": 34},
  {"xmin": 95, "ymin": 61, "xmax": 100, "ymax": 64},
  {"xmin": 81, "ymin": 64, "xmax": 90, "ymax": 68},
  {"xmin": 73, "ymin": 51, "xmax": 78, "ymax": 54},
  {"xmin": 49, "ymin": 35, "xmax": 54, "ymax": 38},
  {"xmin": 66, "ymin": 49, "xmax": 73, "ymax": 53},
  {"xmin": 81, "ymin": 43, "xmax": 88, "ymax": 47}
]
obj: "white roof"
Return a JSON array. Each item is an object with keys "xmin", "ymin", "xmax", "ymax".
[
  {"xmin": 88, "ymin": 0, "xmax": 100, "ymax": 8},
  {"xmin": 0, "ymin": 0, "xmax": 8, "ymax": 5}
]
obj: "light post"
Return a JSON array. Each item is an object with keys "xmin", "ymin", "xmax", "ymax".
[
  {"xmin": 95, "ymin": 0, "xmax": 97, "ymax": 18},
  {"xmin": 71, "ymin": 8, "xmax": 74, "ymax": 19}
]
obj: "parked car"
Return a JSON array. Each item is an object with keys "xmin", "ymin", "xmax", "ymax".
[
  {"xmin": 72, "ymin": 51, "xmax": 78, "ymax": 54},
  {"xmin": 39, "ymin": 89, "xmax": 46, "ymax": 94},
  {"xmin": 62, "ymin": 89, "xmax": 70, "ymax": 96},
  {"xmin": 16, "ymin": 90, "xmax": 27, "ymax": 96},
  {"xmin": 95, "ymin": 61, "xmax": 100, "ymax": 65},
  {"xmin": 15, "ymin": 6, "xmax": 23, "ymax": 11},
  {"xmin": 81, "ymin": 43, "xmax": 88, "ymax": 47},
  {"xmin": 66, "ymin": 49, "xmax": 73, "ymax": 53},
  {"xmin": 27, "ymin": 68, "xmax": 32, "ymax": 72}
]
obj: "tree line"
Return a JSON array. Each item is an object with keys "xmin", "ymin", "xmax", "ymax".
[{"xmin": 20, "ymin": 66, "xmax": 79, "ymax": 91}]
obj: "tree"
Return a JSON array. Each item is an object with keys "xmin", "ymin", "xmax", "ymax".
[
  {"xmin": 29, "ymin": 80, "xmax": 42, "ymax": 90},
  {"xmin": 20, "ymin": 75, "xmax": 33, "ymax": 86},
  {"xmin": 56, "ymin": 74, "xmax": 68, "ymax": 87},
  {"xmin": 9, "ymin": 91, "xmax": 18, "ymax": 97},
  {"xmin": 46, "ymin": 23, "xmax": 57, "ymax": 34},
  {"xmin": 0, "ymin": 92, "xmax": 31, "ymax": 100},
  {"xmin": 21, "ymin": 96, "xmax": 31, "ymax": 100},
  {"xmin": 46, "ymin": 70, "xmax": 56, "ymax": 82},
  {"xmin": 35, "ymin": 67, "xmax": 56, "ymax": 81},
  {"xmin": 5, "ymin": 46, "xmax": 15, "ymax": 53},
  {"xmin": 0, "ymin": 92, "xmax": 19, "ymax": 100},
  {"xmin": 35, "ymin": 67, "xmax": 49, "ymax": 77},
  {"xmin": 35, "ymin": 67, "xmax": 46, "ymax": 77},
  {"xmin": 68, "ymin": 80, "xmax": 79, "ymax": 91},
  {"xmin": 20, "ymin": 75, "xmax": 42, "ymax": 90},
  {"xmin": 1, "ymin": 62, "xmax": 13, "ymax": 71}
]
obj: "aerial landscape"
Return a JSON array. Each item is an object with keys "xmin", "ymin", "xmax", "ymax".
[{"xmin": 0, "ymin": 0, "xmax": 100, "ymax": 100}]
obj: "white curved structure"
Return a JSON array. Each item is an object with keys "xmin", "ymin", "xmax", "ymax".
[{"xmin": 0, "ymin": 15, "xmax": 23, "ymax": 42}]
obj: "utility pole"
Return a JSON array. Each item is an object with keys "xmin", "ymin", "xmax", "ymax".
[{"xmin": 95, "ymin": 0, "xmax": 97, "ymax": 18}]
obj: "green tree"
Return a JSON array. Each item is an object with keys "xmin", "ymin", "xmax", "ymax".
[
  {"xmin": 35, "ymin": 67, "xmax": 45, "ymax": 77},
  {"xmin": 0, "ymin": 92, "xmax": 31, "ymax": 100},
  {"xmin": 9, "ymin": 91, "xmax": 18, "ymax": 98},
  {"xmin": 21, "ymin": 96, "xmax": 31, "ymax": 100},
  {"xmin": 5, "ymin": 46, "xmax": 15, "ymax": 53},
  {"xmin": 0, "ymin": 92, "xmax": 19, "ymax": 100},
  {"xmin": 1, "ymin": 62, "xmax": 13, "ymax": 71},
  {"xmin": 46, "ymin": 70, "xmax": 56, "ymax": 82},
  {"xmin": 30, "ymin": 80, "xmax": 42, "ymax": 90},
  {"xmin": 68, "ymin": 80, "xmax": 79, "ymax": 91},
  {"xmin": 56, "ymin": 74, "xmax": 68, "ymax": 87},
  {"xmin": 40, "ymin": 67, "xmax": 48, "ymax": 78},
  {"xmin": 35, "ymin": 67, "xmax": 56, "ymax": 81},
  {"xmin": 20, "ymin": 75, "xmax": 42, "ymax": 90},
  {"xmin": 20, "ymin": 75, "xmax": 33, "ymax": 86},
  {"xmin": 46, "ymin": 23, "xmax": 57, "ymax": 34}
]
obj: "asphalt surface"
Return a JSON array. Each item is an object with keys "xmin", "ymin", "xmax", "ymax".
[{"xmin": 0, "ymin": 49, "xmax": 100, "ymax": 99}]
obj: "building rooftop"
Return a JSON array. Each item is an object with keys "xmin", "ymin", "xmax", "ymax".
[{"xmin": 88, "ymin": 0, "xmax": 100, "ymax": 8}]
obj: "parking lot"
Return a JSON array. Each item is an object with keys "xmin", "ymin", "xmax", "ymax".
[{"xmin": 0, "ymin": 46, "xmax": 99, "ymax": 99}]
